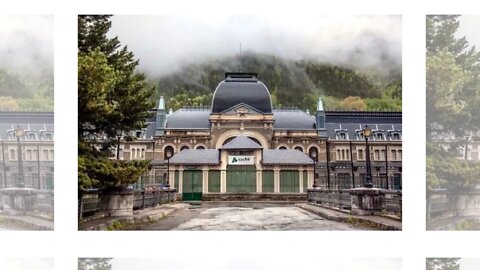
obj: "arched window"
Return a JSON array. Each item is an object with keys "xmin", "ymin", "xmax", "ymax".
[
  {"xmin": 196, "ymin": 145, "xmax": 205, "ymax": 149},
  {"xmin": 309, "ymin": 147, "xmax": 318, "ymax": 162},
  {"xmin": 279, "ymin": 146, "xmax": 287, "ymax": 150},
  {"xmin": 164, "ymin": 146, "xmax": 174, "ymax": 160},
  {"xmin": 180, "ymin": 146, "xmax": 190, "ymax": 151},
  {"xmin": 294, "ymin": 146, "xmax": 303, "ymax": 152}
]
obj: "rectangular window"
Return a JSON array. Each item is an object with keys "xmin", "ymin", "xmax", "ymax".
[
  {"xmin": 398, "ymin": 150, "xmax": 402, "ymax": 160},
  {"xmin": 374, "ymin": 149, "xmax": 380, "ymax": 161},
  {"xmin": 391, "ymin": 150, "xmax": 397, "ymax": 160},
  {"xmin": 380, "ymin": 149, "xmax": 386, "ymax": 161},
  {"xmin": 43, "ymin": 150, "xmax": 49, "ymax": 160},
  {"xmin": 50, "ymin": 150, "xmax": 54, "ymax": 160},
  {"xmin": 27, "ymin": 149, "xmax": 32, "ymax": 161},
  {"xmin": 357, "ymin": 149, "xmax": 364, "ymax": 160},
  {"xmin": 10, "ymin": 149, "xmax": 16, "ymax": 160}
]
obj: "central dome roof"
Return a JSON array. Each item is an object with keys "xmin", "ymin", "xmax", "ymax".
[{"xmin": 211, "ymin": 73, "xmax": 272, "ymax": 113}]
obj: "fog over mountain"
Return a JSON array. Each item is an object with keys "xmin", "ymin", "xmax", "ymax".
[
  {"xmin": 0, "ymin": 15, "xmax": 53, "ymax": 76},
  {"xmin": 110, "ymin": 15, "xmax": 401, "ymax": 77}
]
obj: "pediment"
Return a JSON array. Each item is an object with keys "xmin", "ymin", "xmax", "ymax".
[{"xmin": 221, "ymin": 103, "xmax": 264, "ymax": 116}]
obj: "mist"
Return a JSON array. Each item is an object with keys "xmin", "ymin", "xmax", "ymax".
[
  {"xmin": 109, "ymin": 15, "xmax": 401, "ymax": 76},
  {"xmin": 0, "ymin": 15, "xmax": 53, "ymax": 76},
  {"xmin": 112, "ymin": 257, "xmax": 401, "ymax": 270}
]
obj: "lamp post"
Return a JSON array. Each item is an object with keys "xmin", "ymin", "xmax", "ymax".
[
  {"xmin": 166, "ymin": 149, "xmax": 172, "ymax": 188},
  {"xmin": 115, "ymin": 129, "xmax": 122, "ymax": 160},
  {"xmin": 14, "ymin": 126, "xmax": 25, "ymax": 188},
  {"xmin": 363, "ymin": 125, "xmax": 373, "ymax": 188},
  {"xmin": 311, "ymin": 150, "xmax": 318, "ymax": 188}
]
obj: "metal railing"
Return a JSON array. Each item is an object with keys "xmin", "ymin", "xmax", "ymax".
[
  {"xmin": 133, "ymin": 188, "xmax": 176, "ymax": 210},
  {"xmin": 307, "ymin": 188, "xmax": 402, "ymax": 217},
  {"xmin": 315, "ymin": 175, "xmax": 402, "ymax": 190},
  {"xmin": 78, "ymin": 188, "xmax": 177, "ymax": 220}
]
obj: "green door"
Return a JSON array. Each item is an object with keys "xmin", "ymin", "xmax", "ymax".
[
  {"xmin": 208, "ymin": 170, "xmax": 221, "ymax": 193},
  {"xmin": 226, "ymin": 165, "xmax": 256, "ymax": 193},
  {"xmin": 262, "ymin": 170, "xmax": 274, "ymax": 193},
  {"xmin": 280, "ymin": 170, "xmax": 299, "ymax": 193},
  {"xmin": 182, "ymin": 170, "xmax": 203, "ymax": 201}
]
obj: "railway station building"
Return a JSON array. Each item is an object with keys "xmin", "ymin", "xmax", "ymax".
[{"xmin": 119, "ymin": 73, "xmax": 402, "ymax": 200}]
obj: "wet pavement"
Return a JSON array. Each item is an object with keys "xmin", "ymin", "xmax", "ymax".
[{"xmin": 137, "ymin": 202, "xmax": 363, "ymax": 230}]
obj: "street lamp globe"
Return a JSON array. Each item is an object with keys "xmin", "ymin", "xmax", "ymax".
[
  {"xmin": 15, "ymin": 126, "xmax": 24, "ymax": 138},
  {"xmin": 363, "ymin": 125, "xmax": 372, "ymax": 138}
]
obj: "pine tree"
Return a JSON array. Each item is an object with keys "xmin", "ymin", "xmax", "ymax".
[{"xmin": 78, "ymin": 15, "xmax": 154, "ymax": 189}]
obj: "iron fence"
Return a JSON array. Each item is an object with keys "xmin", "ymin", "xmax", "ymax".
[
  {"xmin": 133, "ymin": 188, "xmax": 177, "ymax": 210},
  {"xmin": 315, "ymin": 174, "xmax": 402, "ymax": 190},
  {"xmin": 307, "ymin": 188, "xmax": 402, "ymax": 217}
]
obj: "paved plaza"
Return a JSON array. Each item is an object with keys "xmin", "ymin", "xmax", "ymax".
[{"xmin": 137, "ymin": 202, "xmax": 365, "ymax": 230}]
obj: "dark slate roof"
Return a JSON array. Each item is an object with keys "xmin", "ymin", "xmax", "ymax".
[
  {"xmin": 325, "ymin": 111, "xmax": 402, "ymax": 141},
  {"xmin": 0, "ymin": 111, "xmax": 54, "ymax": 141},
  {"xmin": 220, "ymin": 135, "xmax": 262, "ymax": 149},
  {"xmin": 169, "ymin": 149, "xmax": 219, "ymax": 165},
  {"xmin": 273, "ymin": 109, "xmax": 316, "ymax": 130},
  {"xmin": 263, "ymin": 149, "xmax": 314, "ymax": 165},
  {"xmin": 211, "ymin": 73, "xmax": 272, "ymax": 114},
  {"xmin": 165, "ymin": 108, "xmax": 211, "ymax": 129}
]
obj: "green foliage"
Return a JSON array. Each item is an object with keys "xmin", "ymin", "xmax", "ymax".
[
  {"xmin": 0, "ymin": 68, "xmax": 53, "ymax": 111},
  {"xmin": 78, "ymin": 258, "xmax": 113, "ymax": 270},
  {"xmin": 426, "ymin": 15, "xmax": 480, "ymax": 190},
  {"xmin": 78, "ymin": 15, "xmax": 155, "ymax": 190},
  {"xmin": 0, "ymin": 96, "xmax": 19, "ymax": 110},
  {"xmin": 426, "ymin": 258, "xmax": 460, "ymax": 270},
  {"xmin": 155, "ymin": 52, "xmax": 401, "ymax": 112}
]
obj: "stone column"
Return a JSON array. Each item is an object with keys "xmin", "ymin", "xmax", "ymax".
[
  {"xmin": 202, "ymin": 168, "xmax": 209, "ymax": 194},
  {"xmin": 220, "ymin": 170, "xmax": 227, "ymax": 193},
  {"xmin": 1, "ymin": 188, "xmax": 36, "ymax": 216},
  {"xmin": 274, "ymin": 168, "xmax": 280, "ymax": 193},
  {"xmin": 350, "ymin": 188, "xmax": 386, "ymax": 216},
  {"xmin": 299, "ymin": 169, "xmax": 304, "ymax": 193},
  {"xmin": 178, "ymin": 169, "xmax": 184, "ymax": 193}
]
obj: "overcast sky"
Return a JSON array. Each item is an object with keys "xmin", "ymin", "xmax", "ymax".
[
  {"xmin": 112, "ymin": 257, "xmax": 401, "ymax": 270},
  {"xmin": 0, "ymin": 15, "xmax": 53, "ymax": 75},
  {"xmin": 461, "ymin": 258, "xmax": 480, "ymax": 270},
  {"xmin": 110, "ymin": 15, "xmax": 402, "ymax": 76},
  {"xmin": 0, "ymin": 258, "xmax": 53, "ymax": 270},
  {"xmin": 458, "ymin": 15, "xmax": 480, "ymax": 49}
]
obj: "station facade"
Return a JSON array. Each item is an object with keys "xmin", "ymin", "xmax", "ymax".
[
  {"xmin": 0, "ymin": 111, "xmax": 54, "ymax": 190},
  {"xmin": 119, "ymin": 73, "xmax": 402, "ymax": 199}
]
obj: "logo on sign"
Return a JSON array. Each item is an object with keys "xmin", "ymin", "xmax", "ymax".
[{"xmin": 228, "ymin": 155, "xmax": 254, "ymax": 165}]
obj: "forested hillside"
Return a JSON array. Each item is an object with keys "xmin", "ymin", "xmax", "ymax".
[
  {"xmin": 153, "ymin": 52, "xmax": 402, "ymax": 112},
  {"xmin": 0, "ymin": 68, "xmax": 54, "ymax": 111}
]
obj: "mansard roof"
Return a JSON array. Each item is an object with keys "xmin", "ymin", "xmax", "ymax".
[
  {"xmin": 273, "ymin": 109, "xmax": 316, "ymax": 130},
  {"xmin": 0, "ymin": 111, "xmax": 54, "ymax": 141},
  {"xmin": 165, "ymin": 107, "xmax": 211, "ymax": 129},
  {"xmin": 211, "ymin": 73, "xmax": 273, "ymax": 114}
]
